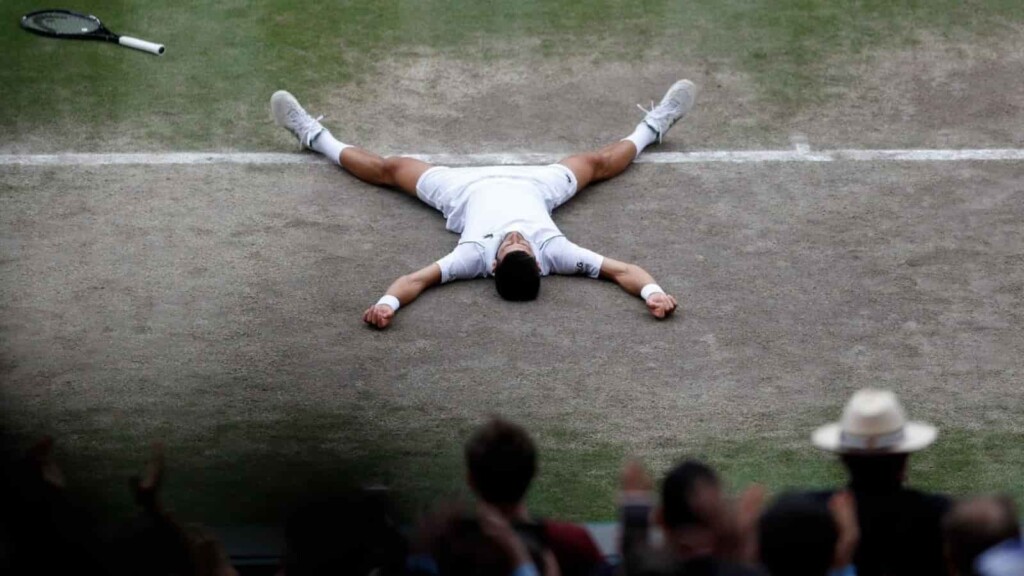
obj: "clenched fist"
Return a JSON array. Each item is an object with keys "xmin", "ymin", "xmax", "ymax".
[
  {"xmin": 363, "ymin": 303, "xmax": 395, "ymax": 329},
  {"xmin": 646, "ymin": 292, "xmax": 678, "ymax": 319}
]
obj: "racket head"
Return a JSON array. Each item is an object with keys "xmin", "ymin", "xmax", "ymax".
[{"xmin": 20, "ymin": 9, "xmax": 116, "ymax": 42}]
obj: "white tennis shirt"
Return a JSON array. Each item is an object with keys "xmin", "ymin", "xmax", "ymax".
[{"xmin": 420, "ymin": 166, "xmax": 605, "ymax": 284}]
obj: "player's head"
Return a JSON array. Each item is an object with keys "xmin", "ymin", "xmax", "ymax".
[
  {"xmin": 493, "ymin": 231, "xmax": 540, "ymax": 301},
  {"xmin": 464, "ymin": 418, "xmax": 537, "ymax": 506}
]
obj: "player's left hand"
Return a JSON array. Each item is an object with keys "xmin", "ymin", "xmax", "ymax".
[{"xmin": 646, "ymin": 293, "xmax": 678, "ymax": 319}]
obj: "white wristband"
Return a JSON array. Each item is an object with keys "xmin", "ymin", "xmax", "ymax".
[
  {"xmin": 640, "ymin": 284, "xmax": 665, "ymax": 302},
  {"xmin": 376, "ymin": 295, "xmax": 400, "ymax": 311}
]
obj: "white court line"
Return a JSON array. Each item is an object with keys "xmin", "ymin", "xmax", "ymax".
[{"xmin": 1, "ymin": 149, "xmax": 1024, "ymax": 166}]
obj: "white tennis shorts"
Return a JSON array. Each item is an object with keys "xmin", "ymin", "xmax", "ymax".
[{"xmin": 414, "ymin": 164, "xmax": 579, "ymax": 217}]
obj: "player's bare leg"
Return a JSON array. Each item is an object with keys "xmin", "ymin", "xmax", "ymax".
[
  {"xmin": 559, "ymin": 140, "xmax": 638, "ymax": 191},
  {"xmin": 270, "ymin": 90, "xmax": 430, "ymax": 197},
  {"xmin": 560, "ymin": 79, "xmax": 697, "ymax": 193},
  {"xmin": 337, "ymin": 148, "xmax": 431, "ymax": 198}
]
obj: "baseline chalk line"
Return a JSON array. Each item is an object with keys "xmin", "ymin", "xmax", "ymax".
[{"xmin": 1, "ymin": 149, "xmax": 1023, "ymax": 166}]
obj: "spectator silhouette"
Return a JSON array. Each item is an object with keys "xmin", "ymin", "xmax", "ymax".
[
  {"xmin": 1, "ymin": 436, "xmax": 111, "ymax": 576},
  {"xmin": 409, "ymin": 500, "xmax": 561, "ymax": 576},
  {"xmin": 942, "ymin": 495, "xmax": 1021, "ymax": 576},
  {"xmin": 463, "ymin": 418, "xmax": 608, "ymax": 576},
  {"xmin": 757, "ymin": 491, "xmax": 858, "ymax": 576},
  {"xmin": 811, "ymin": 388, "xmax": 951, "ymax": 576},
  {"xmin": 279, "ymin": 488, "xmax": 406, "ymax": 576},
  {"xmin": 618, "ymin": 459, "xmax": 764, "ymax": 576},
  {"xmin": 114, "ymin": 443, "xmax": 238, "ymax": 576}
]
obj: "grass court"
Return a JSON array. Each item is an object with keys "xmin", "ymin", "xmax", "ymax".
[{"xmin": 1, "ymin": 0, "xmax": 1023, "ymax": 525}]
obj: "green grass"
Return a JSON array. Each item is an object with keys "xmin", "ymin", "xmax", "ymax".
[
  {"xmin": 8, "ymin": 401, "xmax": 1022, "ymax": 525},
  {"xmin": 687, "ymin": 0, "xmax": 1022, "ymax": 108},
  {"xmin": 26, "ymin": 409, "xmax": 625, "ymax": 524},
  {"xmin": 1, "ymin": 0, "xmax": 1021, "ymax": 150}
]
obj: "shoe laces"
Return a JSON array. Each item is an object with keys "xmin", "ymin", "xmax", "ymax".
[
  {"xmin": 637, "ymin": 100, "xmax": 669, "ymax": 143},
  {"xmin": 636, "ymin": 100, "xmax": 656, "ymax": 116},
  {"xmin": 288, "ymin": 108, "xmax": 324, "ymax": 148}
]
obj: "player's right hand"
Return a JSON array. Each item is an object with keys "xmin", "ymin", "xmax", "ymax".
[
  {"xmin": 363, "ymin": 304, "xmax": 395, "ymax": 329},
  {"xmin": 646, "ymin": 292, "xmax": 678, "ymax": 319}
]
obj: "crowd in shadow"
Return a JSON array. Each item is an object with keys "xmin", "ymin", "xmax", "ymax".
[{"xmin": 2, "ymin": 388, "xmax": 1021, "ymax": 576}]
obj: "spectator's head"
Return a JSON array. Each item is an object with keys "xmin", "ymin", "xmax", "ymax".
[
  {"xmin": 465, "ymin": 418, "xmax": 537, "ymax": 508},
  {"xmin": 943, "ymin": 495, "xmax": 1021, "ymax": 576},
  {"xmin": 493, "ymin": 232, "xmax": 540, "ymax": 301},
  {"xmin": 812, "ymin": 389, "xmax": 937, "ymax": 490},
  {"xmin": 656, "ymin": 460, "xmax": 728, "ymax": 559},
  {"xmin": 758, "ymin": 493, "xmax": 838, "ymax": 576}
]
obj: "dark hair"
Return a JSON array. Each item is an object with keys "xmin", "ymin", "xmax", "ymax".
[
  {"xmin": 660, "ymin": 460, "xmax": 720, "ymax": 529},
  {"xmin": 465, "ymin": 418, "xmax": 537, "ymax": 506},
  {"xmin": 758, "ymin": 493, "xmax": 838, "ymax": 576},
  {"xmin": 494, "ymin": 251, "xmax": 540, "ymax": 301},
  {"xmin": 943, "ymin": 495, "xmax": 1021, "ymax": 576},
  {"xmin": 840, "ymin": 453, "xmax": 908, "ymax": 491}
]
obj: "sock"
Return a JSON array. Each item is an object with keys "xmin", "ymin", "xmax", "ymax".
[
  {"xmin": 310, "ymin": 128, "xmax": 350, "ymax": 165},
  {"xmin": 622, "ymin": 122, "xmax": 658, "ymax": 158}
]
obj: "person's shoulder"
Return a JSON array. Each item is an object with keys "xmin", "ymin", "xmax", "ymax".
[
  {"xmin": 714, "ymin": 560, "xmax": 768, "ymax": 576},
  {"xmin": 540, "ymin": 519, "xmax": 604, "ymax": 559},
  {"xmin": 542, "ymin": 519, "xmax": 594, "ymax": 539},
  {"xmin": 437, "ymin": 241, "xmax": 489, "ymax": 281},
  {"xmin": 900, "ymin": 486, "xmax": 953, "ymax": 512},
  {"xmin": 537, "ymin": 236, "xmax": 603, "ymax": 277},
  {"xmin": 800, "ymin": 488, "xmax": 837, "ymax": 502}
]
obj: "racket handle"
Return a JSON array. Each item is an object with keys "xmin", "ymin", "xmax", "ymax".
[{"xmin": 119, "ymin": 36, "xmax": 165, "ymax": 55}]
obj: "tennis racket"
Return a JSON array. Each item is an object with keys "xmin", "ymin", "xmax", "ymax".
[{"xmin": 20, "ymin": 9, "xmax": 165, "ymax": 55}]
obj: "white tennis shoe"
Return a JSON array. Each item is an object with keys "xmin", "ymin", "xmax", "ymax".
[
  {"xmin": 271, "ymin": 90, "xmax": 325, "ymax": 149},
  {"xmin": 638, "ymin": 79, "xmax": 697, "ymax": 142}
]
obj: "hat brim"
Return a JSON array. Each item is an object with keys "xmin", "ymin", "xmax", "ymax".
[{"xmin": 812, "ymin": 421, "xmax": 937, "ymax": 453}]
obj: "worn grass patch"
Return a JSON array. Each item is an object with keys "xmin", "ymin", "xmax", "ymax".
[
  {"xmin": 1, "ymin": 0, "xmax": 1020, "ymax": 149},
  {"xmin": 688, "ymin": 0, "xmax": 1022, "ymax": 110}
]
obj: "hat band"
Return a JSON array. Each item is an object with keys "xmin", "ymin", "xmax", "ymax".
[{"xmin": 839, "ymin": 427, "xmax": 905, "ymax": 450}]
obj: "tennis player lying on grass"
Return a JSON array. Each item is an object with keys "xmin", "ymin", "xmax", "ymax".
[{"xmin": 271, "ymin": 80, "xmax": 695, "ymax": 329}]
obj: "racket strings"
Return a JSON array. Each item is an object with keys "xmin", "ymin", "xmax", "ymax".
[{"xmin": 25, "ymin": 13, "xmax": 100, "ymax": 35}]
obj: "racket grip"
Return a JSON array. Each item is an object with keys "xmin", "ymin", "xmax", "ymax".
[{"xmin": 119, "ymin": 36, "xmax": 165, "ymax": 55}]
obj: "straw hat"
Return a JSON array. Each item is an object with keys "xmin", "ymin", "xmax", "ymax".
[{"xmin": 812, "ymin": 389, "xmax": 937, "ymax": 453}]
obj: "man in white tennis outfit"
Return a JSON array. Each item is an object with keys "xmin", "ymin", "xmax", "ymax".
[{"xmin": 271, "ymin": 80, "xmax": 695, "ymax": 329}]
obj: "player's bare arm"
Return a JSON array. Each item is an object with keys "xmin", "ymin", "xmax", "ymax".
[
  {"xmin": 599, "ymin": 257, "xmax": 678, "ymax": 319},
  {"xmin": 363, "ymin": 263, "xmax": 442, "ymax": 329}
]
